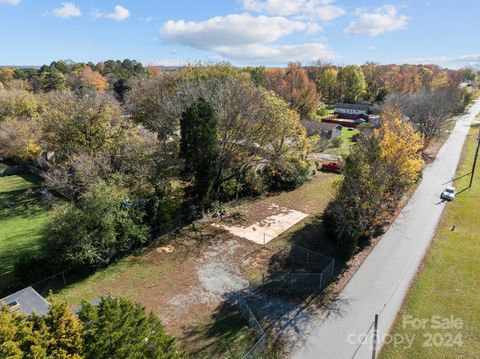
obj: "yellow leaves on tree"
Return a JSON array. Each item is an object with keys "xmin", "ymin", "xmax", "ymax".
[
  {"xmin": 77, "ymin": 66, "xmax": 108, "ymax": 91},
  {"xmin": 430, "ymin": 70, "xmax": 451, "ymax": 89},
  {"xmin": 42, "ymin": 300, "xmax": 84, "ymax": 359},
  {"xmin": 0, "ymin": 299, "xmax": 84, "ymax": 358},
  {"xmin": 0, "ymin": 89, "xmax": 45, "ymax": 121},
  {"xmin": 0, "ymin": 68, "xmax": 15, "ymax": 85},
  {"xmin": 0, "ymin": 118, "xmax": 42, "ymax": 161},
  {"xmin": 376, "ymin": 106, "xmax": 424, "ymax": 185}
]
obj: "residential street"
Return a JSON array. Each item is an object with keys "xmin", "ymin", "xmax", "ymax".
[{"xmin": 291, "ymin": 100, "xmax": 480, "ymax": 359}]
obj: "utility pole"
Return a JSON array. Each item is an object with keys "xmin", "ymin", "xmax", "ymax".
[
  {"xmin": 469, "ymin": 127, "xmax": 480, "ymax": 188},
  {"xmin": 372, "ymin": 314, "xmax": 379, "ymax": 359}
]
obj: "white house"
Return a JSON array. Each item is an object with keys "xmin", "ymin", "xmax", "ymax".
[{"xmin": 334, "ymin": 103, "xmax": 370, "ymax": 116}]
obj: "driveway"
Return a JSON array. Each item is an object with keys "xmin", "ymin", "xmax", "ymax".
[{"xmin": 291, "ymin": 100, "xmax": 480, "ymax": 359}]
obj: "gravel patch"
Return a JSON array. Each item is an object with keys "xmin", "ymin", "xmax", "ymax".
[{"xmin": 168, "ymin": 239, "xmax": 249, "ymax": 311}]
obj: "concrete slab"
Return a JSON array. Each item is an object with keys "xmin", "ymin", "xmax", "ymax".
[{"xmin": 213, "ymin": 206, "xmax": 308, "ymax": 245}]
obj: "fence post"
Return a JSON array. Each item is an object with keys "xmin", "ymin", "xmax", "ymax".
[
  {"xmin": 61, "ymin": 271, "xmax": 67, "ymax": 287},
  {"xmin": 319, "ymin": 272, "xmax": 323, "ymax": 290}
]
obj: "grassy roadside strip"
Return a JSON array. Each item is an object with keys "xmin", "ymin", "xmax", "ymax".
[{"xmin": 380, "ymin": 126, "xmax": 480, "ymax": 359}]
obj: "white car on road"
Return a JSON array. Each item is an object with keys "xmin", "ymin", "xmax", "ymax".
[{"xmin": 440, "ymin": 186, "xmax": 456, "ymax": 201}]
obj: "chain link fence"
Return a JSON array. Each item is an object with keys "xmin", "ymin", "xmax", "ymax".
[
  {"xmin": 261, "ymin": 245, "xmax": 335, "ymax": 293},
  {"xmin": 237, "ymin": 299, "xmax": 267, "ymax": 359},
  {"xmin": 289, "ymin": 244, "xmax": 335, "ymax": 272},
  {"xmin": 30, "ymin": 267, "xmax": 93, "ymax": 297},
  {"xmin": 237, "ymin": 245, "xmax": 336, "ymax": 358},
  {"xmin": 150, "ymin": 212, "xmax": 197, "ymax": 237}
]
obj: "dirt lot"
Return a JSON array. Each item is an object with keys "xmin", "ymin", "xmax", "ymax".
[{"xmin": 55, "ymin": 172, "xmax": 338, "ymax": 357}]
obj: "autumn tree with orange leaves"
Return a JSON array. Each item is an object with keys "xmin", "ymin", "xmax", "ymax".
[
  {"xmin": 262, "ymin": 63, "xmax": 320, "ymax": 119},
  {"xmin": 76, "ymin": 66, "xmax": 108, "ymax": 91}
]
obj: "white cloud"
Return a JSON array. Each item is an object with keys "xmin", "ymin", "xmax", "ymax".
[
  {"xmin": 159, "ymin": 12, "xmax": 337, "ymax": 64},
  {"xmin": 93, "ymin": 5, "xmax": 130, "ymax": 21},
  {"xmin": 52, "ymin": 2, "xmax": 81, "ymax": 18},
  {"xmin": 414, "ymin": 54, "xmax": 480, "ymax": 63},
  {"xmin": 147, "ymin": 59, "xmax": 189, "ymax": 67},
  {"xmin": 404, "ymin": 54, "xmax": 480, "ymax": 67},
  {"xmin": 0, "ymin": 0, "xmax": 20, "ymax": 5},
  {"xmin": 243, "ymin": 0, "xmax": 345, "ymax": 21},
  {"xmin": 217, "ymin": 43, "xmax": 338, "ymax": 64},
  {"xmin": 161, "ymin": 13, "xmax": 311, "ymax": 49},
  {"xmin": 345, "ymin": 5, "xmax": 408, "ymax": 37}
]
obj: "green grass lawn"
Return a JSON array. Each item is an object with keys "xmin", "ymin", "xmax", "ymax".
[
  {"xmin": 380, "ymin": 126, "xmax": 480, "ymax": 359},
  {"xmin": 323, "ymin": 127, "xmax": 359, "ymax": 156},
  {"xmin": 0, "ymin": 174, "xmax": 54, "ymax": 294},
  {"xmin": 316, "ymin": 108, "xmax": 335, "ymax": 119}
]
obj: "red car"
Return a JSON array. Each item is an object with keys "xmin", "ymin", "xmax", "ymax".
[{"xmin": 321, "ymin": 161, "xmax": 342, "ymax": 173}]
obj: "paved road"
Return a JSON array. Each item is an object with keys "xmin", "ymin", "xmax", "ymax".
[{"xmin": 291, "ymin": 100, "xmax": 480, "ymax": 359}]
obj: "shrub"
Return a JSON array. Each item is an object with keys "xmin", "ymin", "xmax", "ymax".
[
  {"xmin": 220, "ymin": 177, "xmax": 242, "ymax": 201},
  {"xmin": 264, "ymin": 156, "xmax": 311, "ymax": 190},
  {"xmin": 330, "ymin": 136, "xmax": 343, "ymax": 148},
  {"xmin": 316, "ymin": 102, "xmax": 330, "ymax": 117},
  {"xmin": 145, "ymin": 184, "xmax": 183, "ymax": 226},
  {"xmin": 241, "ymin": 169, "xmax": 268, "ymax": 197},
  {"xmin": 43, "ymin": 180, "xmax": 149, "ymax": 268}
]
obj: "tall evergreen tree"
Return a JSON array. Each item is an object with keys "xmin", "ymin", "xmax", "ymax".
[
  {"xmin": 78, "ymin": 297, "xmax": 184, "ymax": 359},
  {"xmin": 180, "ymin": 98, "xmax": 219, "ymax": 209}
]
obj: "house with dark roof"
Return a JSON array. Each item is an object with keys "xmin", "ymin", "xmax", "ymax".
[
  {"xmin": 1, "ymin": 287, "xmax": 50, "ymax": 316},
  {"xmin": 333, "ymin": 103, "xmax": 371, "ymax": 120},
  {"xmin": 301, "ymin": 120, "xmax": 342, "ymax": 139}
]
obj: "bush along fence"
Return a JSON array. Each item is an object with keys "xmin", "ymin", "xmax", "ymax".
[{"xmin": 236, "ymin": 245, "xmax": 335, "ymax": 358}]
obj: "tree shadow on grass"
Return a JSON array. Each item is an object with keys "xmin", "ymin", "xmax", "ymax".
[
  {"xmin": 180, "ymin": 301, "xmax": 256, "ymax": 359},
  {"xmin": 276, "ymin": 214, "xmax": 337, "ymax": 256},
  {"xmin": 0, "ymin": 187, "xmax": 53, "ymax": 219}
]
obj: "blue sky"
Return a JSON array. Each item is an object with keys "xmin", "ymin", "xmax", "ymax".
[{"xmin": 0, "ymin": 0, "xmax": 478, "ymax": 68}]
